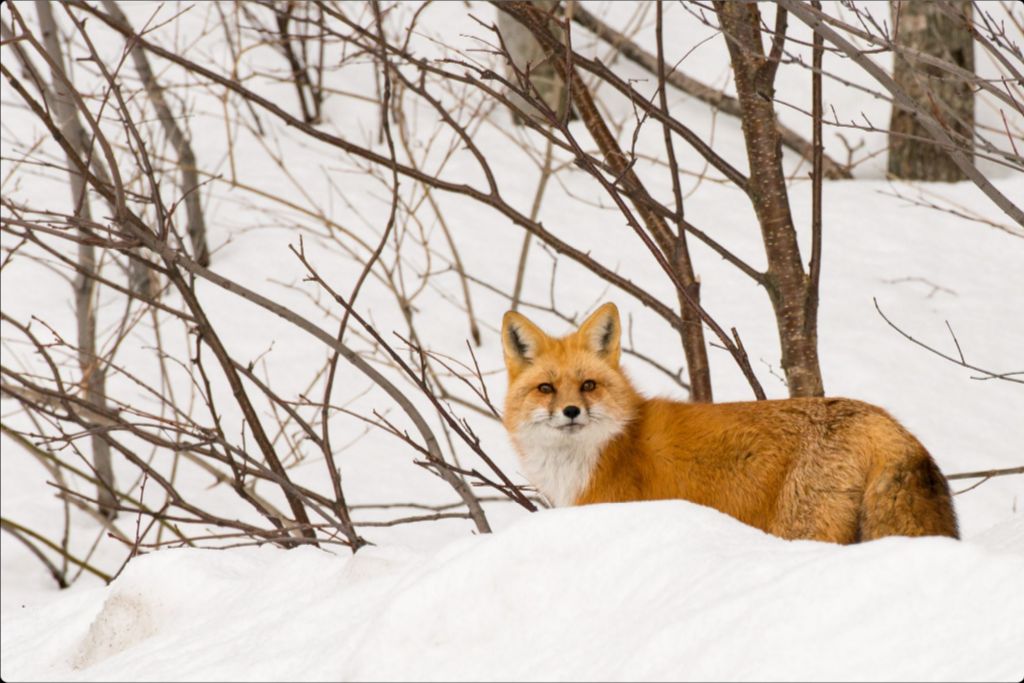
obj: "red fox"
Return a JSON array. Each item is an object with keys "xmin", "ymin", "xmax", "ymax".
[{"xmin": 501, "ymin": 302, "xmax": 958, "ymax": 543}]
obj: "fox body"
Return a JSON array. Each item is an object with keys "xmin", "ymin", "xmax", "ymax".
[{"xmin": 501, "ymin": 303, "xmax": 958, "ymax": 543}]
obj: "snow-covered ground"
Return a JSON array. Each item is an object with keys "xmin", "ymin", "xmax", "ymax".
[
  {"xmin": 2, "ymin": 1, "xmax": 1022, "ymax": 681},
  {"xmin": 3, "ymin": 503, "xmax": 1024, "ymax": 681}
]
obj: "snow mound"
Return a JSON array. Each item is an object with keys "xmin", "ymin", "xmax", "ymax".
[{"xmin": 3, "ymin": 501, "xmax": 1023, "ymax": 682}]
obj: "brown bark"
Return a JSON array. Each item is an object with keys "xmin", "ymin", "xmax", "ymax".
[
  {"xmin": 808, "ymin": 0, "xmax": 824, "ymax": 353},
  {"xmin": 888, "ymin": 0, "xmax": 975, "ymax": 181},
  {"xmin": 715, "ymin": 2, "xmax": 824, "ymax": 398}
]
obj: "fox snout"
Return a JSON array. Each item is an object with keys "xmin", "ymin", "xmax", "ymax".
[
  {"xmin": 556, "ymin": 404, "xmax": 584, "ymax": 426},
  {"xmin": 560, "ymin": 406, "xmax": 586, "ymax": 431},
  {"xmin": 530, "ymin": 405, "xmax": 591, "ymax": 432},
  {"xmin": 554, "ymin": 404, "xmax": 588, "ymax": 433}
]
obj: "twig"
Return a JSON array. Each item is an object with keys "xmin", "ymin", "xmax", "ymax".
[
  {"xmin": 946, "ymin": 466, "xmax": 1024, "ymax": 481},
  {"xmin": 0, "ymin": 517, "xmax": 112, "ymax": 583},
  {"xmin": 873, "ymin": 298, "xmax": 1023, "ymax": 383}
]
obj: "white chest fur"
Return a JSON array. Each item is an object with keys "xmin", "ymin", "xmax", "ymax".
[{"xmin": 514, "ymin": 419, "xmax": 622, "ymax": 507}]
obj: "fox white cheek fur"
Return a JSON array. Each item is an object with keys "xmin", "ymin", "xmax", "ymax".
[{"xmin": 515, "ymin": 408, "xmax": 625, "ymax": 507}]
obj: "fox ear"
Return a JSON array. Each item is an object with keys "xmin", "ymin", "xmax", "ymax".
[
  {"xmin": 577, "ymin": 302, "xmax": 621, "ymax": 366},
  {"xmin": 502, "ymin": 311, "xmax": 546, "ymax": 375}
]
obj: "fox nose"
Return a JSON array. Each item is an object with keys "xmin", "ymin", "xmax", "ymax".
[{"xmin": 562, "ymin": 405, "xmax": 581, "ymax": 419}]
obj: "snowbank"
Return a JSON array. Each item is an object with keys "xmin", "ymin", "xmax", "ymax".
[{"xmin": 3, "ymin": 501, "xmax": 1022, "ymax": 682}]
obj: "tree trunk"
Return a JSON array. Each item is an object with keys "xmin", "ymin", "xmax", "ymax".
[
  {"xmin": 715, "ymin": 2, "xmax": 825, "ymax": 398},
  {"xmin": 888, "ymin": 0, "xmax": 974, "ymax": 181},
  {"xmin": 35, "ymin": 0, "xmax": 118, "ymax": 518}
]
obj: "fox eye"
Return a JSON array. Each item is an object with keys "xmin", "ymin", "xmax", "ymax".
[
  {"xmin": 581, "ymin": 379, "xmax": 597, "ymax": 392},
  {"xmin": 537, "ymin": 383, "xmax": 555, "ymax": 394}
]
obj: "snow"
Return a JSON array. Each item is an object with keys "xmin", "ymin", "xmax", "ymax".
[
  {"xmin": 2, "ymin": 0, "xmax": 1023, "ymax": 681},
  {"xmin": 3, "ymin": 502, "xmax": 1023, "ymax": 681}
]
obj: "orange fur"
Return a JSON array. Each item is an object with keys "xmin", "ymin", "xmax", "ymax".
[{"xmin": 502, "ymin": 303, "xmax": 958, "ymax": 543}]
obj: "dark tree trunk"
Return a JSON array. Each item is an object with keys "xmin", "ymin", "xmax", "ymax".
[
  {"xmin": 715, "ymin": 1, "xmax": 825, "ymax": 398},
  {"xmin": 888, "ymin": 0, "xmax": 975, "ymax": 182}
]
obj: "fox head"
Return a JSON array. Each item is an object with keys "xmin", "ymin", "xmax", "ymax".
[{"xmin": 501, "ymin": 303, "xmax": 638, "ymax": 466}]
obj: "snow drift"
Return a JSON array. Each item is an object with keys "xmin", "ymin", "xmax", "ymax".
[{"xmin": 3, "ymin": 501, "xmax": 1022, "ymax": 682}]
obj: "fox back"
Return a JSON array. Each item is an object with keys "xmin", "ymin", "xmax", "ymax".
[{"xmin": 501, "ymin": 302, "xmax": 958, "ymax": 543}]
